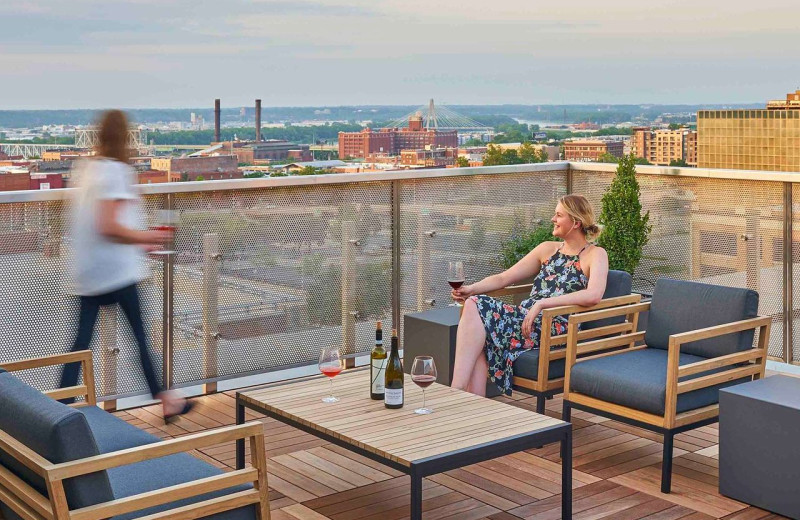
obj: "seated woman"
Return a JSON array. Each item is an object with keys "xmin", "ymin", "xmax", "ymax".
[{"xmin": 451, "ymin": 194, "xmax": 609, "ymax": 397}]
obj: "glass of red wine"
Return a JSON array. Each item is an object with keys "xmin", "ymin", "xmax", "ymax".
[
  {"xmin": 447, "ymin": 261, "xmax": 465, "ymax": 307},
  {"xmin": 411, "ymin": 356, "xmax": 437, "ymax": 414},
  {"xmin": 151, "ymin": 209, "xmax": 179, "ymax": 255},
  {"xmin": 318, "ymin": 346, "xmax": 343, "ymax": 403}
]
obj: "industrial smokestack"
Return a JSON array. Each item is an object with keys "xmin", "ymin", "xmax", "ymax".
[
  {"xmin": 214, "ymin": 99, "xmax": 221, "ymax": 142},
  {"xmin": 255, "ymin": 99, "xmax": 262, "ymax": 142}
]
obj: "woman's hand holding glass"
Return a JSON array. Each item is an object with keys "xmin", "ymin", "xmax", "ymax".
[{"xmin": 450, "ymin": 284, "xmax": 475, "ymax": 305}]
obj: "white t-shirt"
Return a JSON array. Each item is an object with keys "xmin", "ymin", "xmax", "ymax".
[{"xmin": 69, "ymin": 158, "xmax": 146, "ymax": 296}]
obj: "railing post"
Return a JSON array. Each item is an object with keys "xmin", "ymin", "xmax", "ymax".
[
  {"xmin": 745, "ymin": 208, "xmax": 760, "ymax": 292},
  {"xmin": 341, "ymin": 220, "xmax": 357, "ymax": 366},
  {"xmin": 417, "ymin": 210, "xmax": 432, "ymax": 311},
  {"xmin": 99, "ymin": 306, "xmax": 118, "ymax": 410},
  {"xmin": 783, "ymin": 183, "xmax": 793, "ymax": 364},
  {"xmin": 161, "ymin": 194, "xmax": 174, "ymax": 391},
  {"xmin": 392, "ymin": 181, "xmax": 401, "ymax": 335},
  {"xmin": 202, "ymin": 233, "xmax": 220, "ymax": 393}
]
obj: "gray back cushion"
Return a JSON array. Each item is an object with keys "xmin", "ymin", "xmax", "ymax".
[
  {"xmin": 645, "ymin": 278, "xmax": 759, "ymax": 358},
  {"xmin": 583, "ymin": 270, "xmax": 633, "ymax": 330},
  {"xmin": 0, "ymin": 371, "xmax": 114, "ymax": 512}
]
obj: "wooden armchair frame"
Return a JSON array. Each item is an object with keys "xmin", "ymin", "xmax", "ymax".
[
  {"xmin": 0, "ymin": 351, "xmax": 271, "ymax": 520},
  {"xmin": 561, "ymin": 302, "xmax": 771, "ymax": 493},
  {"xmin": 470, "ymin": 283, "xmax": 642, "ymax": 413}
]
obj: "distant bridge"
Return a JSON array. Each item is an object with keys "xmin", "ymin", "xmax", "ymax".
[{"xmin": 0, "ymin": 143, "xmax": 74, "ymax": 159}]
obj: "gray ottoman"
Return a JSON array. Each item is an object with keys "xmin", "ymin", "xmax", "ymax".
[
  {"xmin": 719, "ymin": 375, "xmax": 800, "ymax": 519},
  {"xmin": 404, "ymin": 307, "xmax": 501, "ymax": 397}
]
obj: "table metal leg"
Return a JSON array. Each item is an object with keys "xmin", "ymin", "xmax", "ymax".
[
  {"xmin": 236, "ymin": 401, "xmax": 245, "ymax": 470},
  {"xmin": 562, "ymin": 427, "xmax": 572, "ymax": 519},
  {"xmin": 410, "ymin": 469, "xmax": 422, "ymax": 520}
]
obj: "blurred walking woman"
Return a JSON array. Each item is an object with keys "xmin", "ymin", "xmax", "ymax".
[{"xmin": 61, "ymin": 110, "xmax": 191, "ymax": 421}]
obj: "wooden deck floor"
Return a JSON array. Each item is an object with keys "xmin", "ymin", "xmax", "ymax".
[{"xmin": 114, "ymin": 386, "xmax": 788, "ymax": 520}]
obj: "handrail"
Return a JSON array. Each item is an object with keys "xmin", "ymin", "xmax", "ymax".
[{"xmin": 4, "ymin": 161, "xmax": 800, "ymax": 204}]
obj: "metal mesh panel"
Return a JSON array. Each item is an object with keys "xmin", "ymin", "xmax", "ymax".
[
  {"xmin": 573, "ymin": 169, "xmax": 785, "ymax": 359},
  {"xmin": 169, "ymin": 182, "xmax": 393, "ymax": 385},
  {"xmin": 0, "ymin": 197, "xmax": 165, "ymax": 397},
  {"xmin": 398, "ymin": 170, "xmax": 568, "ymax": 341},
  {"xmin": 792, "ymin": 183, "xmax": 800, "ymax": 363}
]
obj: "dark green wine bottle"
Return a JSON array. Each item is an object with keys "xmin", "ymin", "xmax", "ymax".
[
  {"xmin": 384, "ymin": 328, "xmax": 404, "ymax": 409},
  {"xmin": 370, "ymin": 321, "xmax": 387, "ymax": 400}
]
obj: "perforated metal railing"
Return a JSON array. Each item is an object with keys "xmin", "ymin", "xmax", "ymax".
[{"xmin": 0, "ymin": 162, "xmax": 797, "ymax": 398}]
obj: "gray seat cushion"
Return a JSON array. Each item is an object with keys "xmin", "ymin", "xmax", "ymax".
[
  {"xmin": 0, "ymin": 371, "xmax": 114, "ymax": 518},
  {"xmin": 569, "ymin": 348, "xmax": 751, "ymax": 416},
  {"xmin": 646, "ymin": 278, "xmax": 759, "ymax": 358},
  {"xmin": 512, "ymin": 270, "xmax": 632, "ymax": 383},
  {"xmin": 78, "ymin": 406, "xmax": 256, "ymax": 520},
  {"xmin": 514, "ymin": 350, "xmax": 566, "ymax": 381}
]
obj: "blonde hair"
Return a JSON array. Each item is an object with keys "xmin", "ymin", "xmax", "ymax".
[
  {"xmin": 559, "ymin": 194, "xmax": 602, "ymax": 241},
  {"xmin": 96, "ymin": 110, "xmax": 130, "ymax": 164}
]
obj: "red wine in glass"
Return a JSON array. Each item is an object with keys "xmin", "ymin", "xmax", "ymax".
[
  {"xmin": 448, "ymin": 261, "xmax": 465, "ymax": 306},
  {"xmin": 412, "ymin": 374, "xmax": 436, "ymax": 388},
  {"xmin": 319, "ymin": 346, "xmax": 343, "ymax": 403},
  {"xmin": 321, "ymin": 366, "xmax": 343, "ymax": 378},
  {"xmin": 410, "ymin": 356, "xmax": 437, "ymax": 414}
]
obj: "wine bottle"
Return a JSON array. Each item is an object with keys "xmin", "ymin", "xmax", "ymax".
[
  {"xmin": 370, "ymin": 321, "xmax": 387, "ymax": 400},
  {"xmin": 384, "ymin": 328, "xmax": 404, "ymax": 409}
]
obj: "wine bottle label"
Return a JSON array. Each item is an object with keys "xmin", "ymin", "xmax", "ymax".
[
  {"xmin": 384, "ymin": 387, "xmax": 403, "ymax": 406},
  {"xmin": 371, "ymin": 359, "xmax": 387, "ymax": 393}
]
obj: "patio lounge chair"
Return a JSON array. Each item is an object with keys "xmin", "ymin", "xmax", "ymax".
[
  {"xmin": 0, "ymin": 351, "xmax": 271, "ymax": 520},
  {"xmin": 562, "ymin": 277, "xmax": 771, "ymax": 493},
  {"xmin": 482, "ymin": 269, "xmax": 638, "ymax": 411}
]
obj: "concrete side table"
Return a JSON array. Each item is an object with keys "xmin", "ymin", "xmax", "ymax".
[
  {"xmin": 403, "ymin": 307, "xmax": 500, "ymax": 398},
  {"xmin": 719, "ymin": 375, "xmax": 800, "ymax": 520}
]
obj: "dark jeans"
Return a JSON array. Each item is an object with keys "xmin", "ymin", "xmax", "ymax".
[{"xmin": 60, "ymin": 283, "xmax": 163, "ymax": 402}]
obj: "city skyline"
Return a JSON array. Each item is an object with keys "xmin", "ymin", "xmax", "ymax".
[{"xmin": 3, "ymin": 0, "xmax": 800, "ymax": 109}]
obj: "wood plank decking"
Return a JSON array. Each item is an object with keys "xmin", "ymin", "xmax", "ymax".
[{"xmin": 113, "ymin": 387, "xmax": 787, "ymax": 520}]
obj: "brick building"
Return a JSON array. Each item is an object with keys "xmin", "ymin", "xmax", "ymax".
[
  {"xmin": 0, "ymin": 171, "xmax": 63, "ymax": 191},
  {"xmin": 150, "ymin": 155, "xmax": 242, "ymax": 181},
  {"xmin": 217, "ymin": 141, "xmax": 312, "ymax": 164},
  {"xmin": 338, "ymin": 114, "xmax": 458, "ymax": 159},
  {"xmin": 563, "ymin": 140, "xmax": 624, "ymax": 162},
  {"xmin": 633, "ymin": 127, "xmax": 697, "ymax": 166},
  {"xmin": 137, "ymin": 170, "xmax": 181, "ymax": 184},
  {"xmin": 400, "ymin": 148, "xmax": 458, "ymax": 168}
]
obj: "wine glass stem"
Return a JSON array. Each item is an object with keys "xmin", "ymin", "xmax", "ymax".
[
  {"xmin": 329, "ymin": 378, "xmax": 334, "ymax": 399},
  {"xmin": 422, "ymin": 389, "xmax": 426, "ymax": 410}
]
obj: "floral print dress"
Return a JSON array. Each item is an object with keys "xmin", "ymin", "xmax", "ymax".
[{"xmin": 469, "ymin": 243, "xmax": 590, "ymax": 395}]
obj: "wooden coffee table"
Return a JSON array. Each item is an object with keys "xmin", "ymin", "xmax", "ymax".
[{"xmin": 236, "ymin": 369, "xmax": 572, "ymax": 519}]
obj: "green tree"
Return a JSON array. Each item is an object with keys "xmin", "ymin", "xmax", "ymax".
[
  {"xmin": 596, "ymin": 153, "xmax": 620, "ymax": 164},
  {"xmin": 499, "ymin": 222, "xmax": 555, "ymax": 270},
  {"xmin": 518, "ymin": 142, "xmax": 549, "ymax": 164},
  {"xmin": 596, "ymin": 154, "xmax": 651, "ymax": 274},
  {"xmin": 297, "ymin": 166, "xmax": 321, "ymax": 176},
  {"xmin": 633, "ymin": 157, "xmax": 652, "ymax": 165},
  {"xmin": 455, "ymin": 156, "xmax": 470, "ymax": 168},
  {"xmin": 463, "ymin": 138, "xmax": 484, "ymax": 146},
  {"xmin": 669, "ymin": 158, "xmax": 688, "ymax": 167},
  {"xmin": 668, "ymin": 123, "xmax": 681, "ymax": 130},
  {"xmin": 195, "ymin": 175, "xmax": 205, "ymax": 181},
  {"xmin": 482, "ymin": 144, "xmax": 505, "ymax": 166},
  {"xmin": 244, "ymin": 171, "xmax": 266, "ymax": 178}
]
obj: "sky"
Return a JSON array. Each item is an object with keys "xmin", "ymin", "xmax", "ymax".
[{"xmin": 2, "ymin": 0, "xmax": 800, "ymax": 109}]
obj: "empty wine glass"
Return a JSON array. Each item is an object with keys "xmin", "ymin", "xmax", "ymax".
[
  {"xmin": 411, "ymin": 356, "xmax": 437, "ymax": 414},
  {"xmin": 318, "ymin": 346, "xmax": 343, "ymax": 403},
  {"xmin": 447, "ymin": 261, "xmax": 465, "ymax": 307}
]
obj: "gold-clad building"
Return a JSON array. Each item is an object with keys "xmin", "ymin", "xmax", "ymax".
[{"xmin": 697, "ymin": 90, "xmax": 800, "ymax": 171}]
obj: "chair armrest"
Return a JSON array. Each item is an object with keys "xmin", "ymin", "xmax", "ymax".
[
  {"xmin": 664, "ymin": 315, "xmax": 771, "ymax": 424},
  {"xmin": 45, "ymin": 421, "xmax": 270, "ymax": 520},
  {"xmin": 485, "ymin": 283, "xmax": 533, "ymax": 298},
  {"xmin": 47, "ymin": 421, "xmax": 264, "ymax": 480},
  {"xmin": 567, "ymin": 301, "xmax": 651, "ymax": 326},
  {"xmin": 1, "ymin": 351, "xmax": 96, "ymax": 405},
  {"xmin": 541, "ymin": 294, "xmax": 642, "ymax": 322}
]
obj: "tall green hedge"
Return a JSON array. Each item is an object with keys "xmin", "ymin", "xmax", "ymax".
[{"xmin": 596, "ymin": 154, "xmax": 651, "ymax": 274}]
